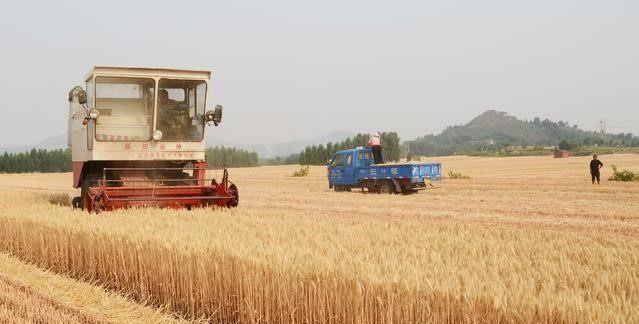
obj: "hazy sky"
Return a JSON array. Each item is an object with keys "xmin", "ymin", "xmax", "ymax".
[{"xmin": 0, "ymin": 0, "xmax": 637, "ymax": 147}]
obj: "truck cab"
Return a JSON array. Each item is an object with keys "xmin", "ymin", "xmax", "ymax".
[{"xmin": 328, "ymin": 148, "xmax": 374, "ymax": 186}]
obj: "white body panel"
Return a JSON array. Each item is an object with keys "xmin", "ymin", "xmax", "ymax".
[{"xmin": 69, "ymin": 67, "xmax": 212, "ymax": 162}]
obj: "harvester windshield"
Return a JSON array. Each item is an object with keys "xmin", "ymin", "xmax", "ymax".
[
  {"xmin": 157, "ymin": 79, "xmax": 206, "ymax": 141},
  {"xmin": 95, "ymin": 77, "xmax": 155, "ymax": 141}
]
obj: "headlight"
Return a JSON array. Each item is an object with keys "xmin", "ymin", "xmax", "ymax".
[
  {"xmin": 89, "ymin": 109, "xmax": 100, "ymax": 119},
  {"xmin": 204, "ymin": 110, "xmax": 215, "ymax": 122},
  {"xmin": 153, "ymin": 130, "xmax": 163, "ymax": 141}
]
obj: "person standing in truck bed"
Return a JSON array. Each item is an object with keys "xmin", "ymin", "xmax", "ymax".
[
  {"xmin": 590, "ymin": 154, "xmax": 604, "ymax": 184},
  {"xmin": 368, "ymin": 133, "xmax": 384, "ymax": 164}
]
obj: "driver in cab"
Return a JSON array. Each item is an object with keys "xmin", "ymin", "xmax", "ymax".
[
  {"xmin": 158, "ymin": 89, "xmax": 188, "ymax": 138},
  {"xmin": 158, "ymin": 89, "xmax": 177, "ymax": 112}
]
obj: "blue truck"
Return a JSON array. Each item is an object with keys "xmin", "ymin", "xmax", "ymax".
[{"xmin": 327, "ymin": 147, "xmax": 441, "ymax": 194}]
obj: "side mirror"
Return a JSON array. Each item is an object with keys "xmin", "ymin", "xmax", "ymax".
[
  {"xmin": 204, "ymin": 105, "xmax": 223, "ymax": 126},
  {"xmin": 68, "ymin": 86, "xmax": 88, "ymax": 105}
]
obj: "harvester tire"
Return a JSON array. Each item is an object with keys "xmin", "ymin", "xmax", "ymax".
[
  {"xmin": 227, "ymin": 184, "xmax": 239, "ymax": 208},
  {"xmin": 71, "ymin": 196, "xmax": 82, "ymax": 209},
  {"xmin": 81, "ymin": 175, "xmax": 99, "ymax": 211}
]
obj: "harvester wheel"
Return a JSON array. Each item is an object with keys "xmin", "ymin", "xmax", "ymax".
[
  {"xmin": 81, "ymin": 175, "xmax": 99, "ymax": 211},
  {"xmin": 227, "ymin": 184, "xmax": 239, "ymax": 208},
  {"xmin": 71, "ymin": 197, "xmax": 82, "ymax": 209}
]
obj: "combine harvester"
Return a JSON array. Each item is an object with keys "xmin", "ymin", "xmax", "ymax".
[
  {"xmin": 68, "ymin": 66, "xmax": 238, "ymax": 212},
  {"xmin": 327, "ymin": 147, "xmax": 441, "ymax": 194}
]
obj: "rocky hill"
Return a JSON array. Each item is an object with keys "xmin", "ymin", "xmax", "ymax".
[{"xmin": 408, "ymin": 110, "xmax": 636, "ymax": 156}]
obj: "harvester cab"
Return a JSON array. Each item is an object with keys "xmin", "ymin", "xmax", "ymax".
[{"xmin": 68, "ymin": 66, "xmax": 237, "ymax": 212}]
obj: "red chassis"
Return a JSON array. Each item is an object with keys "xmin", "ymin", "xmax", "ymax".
[{"xmin": 73, "ymin": 161, "xmax": 239, "ymax": 213}]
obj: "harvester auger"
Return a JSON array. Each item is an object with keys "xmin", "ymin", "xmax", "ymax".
[{"xmin": 68, "ymin": 67, "xmax": 239, "ymax": 212}]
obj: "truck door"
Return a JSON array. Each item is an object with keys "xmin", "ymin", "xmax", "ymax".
[
  {"xmin": 329, "ymin": 153, "xmax": 346, "ymax": 185},
  {"xmin": 342, "ymin": 152, "xmax": 356, "ymax": 185}
]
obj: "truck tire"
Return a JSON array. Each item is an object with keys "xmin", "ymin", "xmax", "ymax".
[
  {"xmin": 402, "ymin": 187, "xmax": 418, "ymax": 195},
  {"xmin": 378, "ymin": 180, "xmax": 393, "ymax": 194},
  {"xmin": 399, "ymin": 181, "xmax": 417, "ymax": 195},
  {"xmin": 364, "ymin": 182, "xmax": 376, "ymax": 193}
]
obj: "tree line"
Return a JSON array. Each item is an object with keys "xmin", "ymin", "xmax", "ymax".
[
  {"xmin": 205, "ymin": 146, "xmax": 259, "ymax": 168},
  {"xmin": 296, "ymin": 132, "xmax": 402, "ymax": 165},
  {"xmin": 0, "ymin": 146, "xmax": 259, "ymax": 173},
  {"xmin": 0, "ymin": 148, "xmax": 72, "ymax": 173}
]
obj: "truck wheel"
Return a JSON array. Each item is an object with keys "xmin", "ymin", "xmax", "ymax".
[
  {"xmin": 400, "ymin": 184, "xmax": 416, "ymax": 195},
  {"xmin": 378, "ymin": 181, "xmax": 393, "ymax": 194}
]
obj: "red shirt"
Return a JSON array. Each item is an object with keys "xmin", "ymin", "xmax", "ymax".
[{"xmin": 368, "ymin": 136, "xmax": 381, "ymax": 146}]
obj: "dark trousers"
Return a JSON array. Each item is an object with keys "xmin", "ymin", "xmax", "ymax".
[
  {"xmin": 372, "ymin": 145, "xmax": 384, "ymax": 164},
  {"xmin": 591, "ymin": 169, "xmax": 600, "ymax": 183}
]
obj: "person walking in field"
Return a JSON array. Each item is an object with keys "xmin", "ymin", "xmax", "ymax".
[
  {"xmin": 590, "ymin": 154, "xmax": 604, "ymax": 184},
  {"xmin": 368, "ymin": 133, "xmax": 384, "ymax": 164}
]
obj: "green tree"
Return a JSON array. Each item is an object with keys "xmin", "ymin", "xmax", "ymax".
[
  {"xmin": 205, "ymin": 146, "xmax": 259, "ymax": 168},
  {"xmin": 293, "ymin": 132, "xmax": 402, "ymax": 165},
  {"xmin": 0, "ymin": 148, "xmax": 72, "ymax": 173},
  {"xmin": 558, "ymin": 140, "xmax": 574, "ymax": 151}
]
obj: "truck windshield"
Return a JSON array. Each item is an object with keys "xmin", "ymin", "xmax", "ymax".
[
  {"xmin": 332, "ymin": 154, "xmax": 345, "ymax": 167},
  {"xmin": 157, "ymin": 79, "xmax": 206, "ymax": 141},
  {"xmin": 95, "ymin": 77, "xmax": 155, "ymax": 141}
]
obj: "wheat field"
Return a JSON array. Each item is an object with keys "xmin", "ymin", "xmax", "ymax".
[{"xmin": 0, "ymin": 154, "xmax": 637, "ymax": 323}]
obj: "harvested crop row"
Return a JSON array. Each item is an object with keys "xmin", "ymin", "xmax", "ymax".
[
  {"xmin": 0, "ymin": 273, "xmax": 97, "ymax": 324},
  {"xmin": 0, "ymin": 252, "xmax": 189, "ymax": 324}
]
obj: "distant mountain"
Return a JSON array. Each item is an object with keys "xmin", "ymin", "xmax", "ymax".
[
  {"xmin": 408, "ymin": 110, "xmax": 637, "ymax": 156},
  {"xmin": 1, "ymin": 134, "xmax": 67, "ymax": 153},
  {"xmin": 1, "ymin": 130, "xmax": 355, "ymax": 159}
]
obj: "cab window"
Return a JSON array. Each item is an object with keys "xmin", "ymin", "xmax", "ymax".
[
  {"xmin": 358, "ymin": 151, "xmax": 372, "ymax": 160},
  {"xmin": 332, "ymin": 154, "xmax": 345, "ymax": 167},
  {"xmin": 94, "ymin": 76, "xmax": 155, "ymax": 141},
  {"xmin": 346, "ymin": 154, "xmax": 353, "ymax": 166},
  {"xmin": 157, "ymin": 79, "xmax": 207, "ymax": 141}
]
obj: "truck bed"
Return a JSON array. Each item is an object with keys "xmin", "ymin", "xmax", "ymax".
[{"xmin": 357, "ymin": 162, "xmax": 441, "ymax": 182}]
